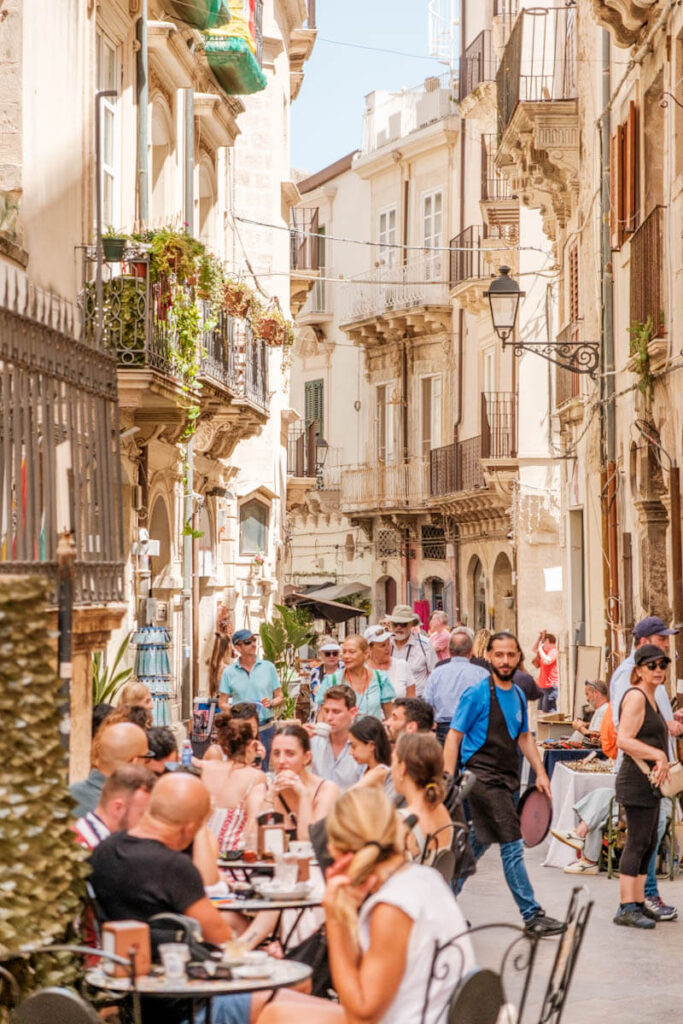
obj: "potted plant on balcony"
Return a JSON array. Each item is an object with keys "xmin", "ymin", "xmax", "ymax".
[
  {"xmin": 253, "ymin": 303, "xmax": 289, "ymax": 346},
  {"xmin": 102, "ymin": 226, "xmax": 127, "ymax": 262},
  {"xmin": 149, "ymin": 226, "xmax": 204, "ymax": 284},
  {"xmin": 223, "ymin": 278, "xmax": 254, "ymax": 318},
  {"xmin": 198, "ymin": 251, "xmax": 224, "ymax": 306}
]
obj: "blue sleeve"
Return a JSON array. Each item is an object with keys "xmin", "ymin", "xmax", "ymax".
[
  {"xmin": 519, "ymin": 688, "xmax": 529, "ymax": 732},
  {"xmin": 451, "ymin": 683, "xmax": 484, "ymax": 733},
  {"xmin": 315, "ymin": 673, "xmax": 334, "ymax": 706},
  {"xmin": 218, "ymin": 667, "xmax": 232, "ymax": 695}
]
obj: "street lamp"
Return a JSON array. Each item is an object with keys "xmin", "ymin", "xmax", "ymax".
[
  {"xmin": 485, "ymin": 265, "xmax": 524, "ymax": 342},
  {"xmin": 484, "ymin": 266, "xmax": 601, "ymax": 378}
]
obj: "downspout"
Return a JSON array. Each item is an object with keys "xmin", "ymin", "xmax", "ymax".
[
  {"xmin": 136, "ymin": 0, "xmax": 149, "ymax": 226},
  {"xmin": 452, "ymin": 48, "xmax": 466, "ymax": 622},
  {"xmin": 184, "ymin": 89, "xmax": 195, "ymax": 234},
  {"xmin": 181, "ymin": 88, "xmax": 195, "ymax": 717},
  {"xmin": 600, "ymin": 29, "xmax": 619, "ymax": 673},
  {"xmin": 402, "ymin": 338, "xmax": 410, "ymax": 604}
]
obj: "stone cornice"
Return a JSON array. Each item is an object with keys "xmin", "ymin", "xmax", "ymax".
[{"xmin": 588, "ymin": 0, "xmax": 662, "ymax": 49}]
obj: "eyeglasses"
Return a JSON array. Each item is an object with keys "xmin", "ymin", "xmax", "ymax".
[
  {"xmin": 643, "ymin": 658, "xmax": 669, "ymax": 671},
  {"xmin": 239, "ymin": 639, "xmax": 256, "ymax": 646},
  {"xmin": 390, "ymin": 622, "xmax": 409, "ymax": 628}
]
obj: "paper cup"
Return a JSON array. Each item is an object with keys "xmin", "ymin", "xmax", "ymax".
[
  {"xmin": 159, "ymin": 943, "xmax": 189, "ymax": 981},
  {"xmin": 313, "ymin": 722, "xmax": 331, "ymax": 739}
]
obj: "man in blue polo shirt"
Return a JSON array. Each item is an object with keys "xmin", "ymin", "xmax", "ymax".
[
  {"xmin": 218, "ymin": 629, "xmax": 282, "ymax": 769},
  {"xmin": 444, "ymin": 631, "xmax": 564, "ymax": 937}
]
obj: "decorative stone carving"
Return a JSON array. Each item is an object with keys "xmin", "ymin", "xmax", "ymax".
[{"xmin": 588, "ymin": 0, "xmax": 661, "ymax": 49}]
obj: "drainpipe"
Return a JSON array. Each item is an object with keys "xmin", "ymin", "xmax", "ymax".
[
  {"xmin": 401, "ymin": 338, "xmax": 410, "ymax": 604},
  {"xmin": 184, "ymin": 89, "xmax": 195, "ymax": 234},
  {"xmin": 136, "ymin": 0, "xmax": 149, "ymax": 226},
  {"xmin": 600, "ymin": 29, "xmax": 619, "ymax": 673},
  {"xmin": 182, "ymin": 436, "xmax": 194, "ymax": 720}
]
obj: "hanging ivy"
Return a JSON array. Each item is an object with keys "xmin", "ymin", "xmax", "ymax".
[{"xmin": 628, "ymin": 317, "xmax": 655, "ymax": 403}]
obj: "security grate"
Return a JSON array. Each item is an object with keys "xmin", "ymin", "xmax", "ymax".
[
  {"xmin": 376, "ymin": 528, "xmax": 402, "ymax": 558},
  {"xmin": 421, "ymin": 525, "xmax": 446, "ymax": 560}
]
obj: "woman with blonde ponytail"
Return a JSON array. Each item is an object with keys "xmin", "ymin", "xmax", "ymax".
[{"xmin": 257, "ymin": 787, "xmax": 473, "ymax": 1024}]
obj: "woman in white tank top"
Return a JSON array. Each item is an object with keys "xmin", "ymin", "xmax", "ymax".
[{"xmin": 257, "ymin": 788, "xmax": 474, "ymax": 1024}]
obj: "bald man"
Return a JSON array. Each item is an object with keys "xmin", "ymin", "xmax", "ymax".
[
  {"xmin": 70, "ymin": 722, "xmax": 149, "ymax": 817},
  {"xmin": 91, "ymin": 773, "xmax": 261, "ymax": 1024}
]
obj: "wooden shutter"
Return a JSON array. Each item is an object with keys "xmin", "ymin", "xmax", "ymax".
[
  {"xmin": 610, "ymin": 127, "xmax": 624, "ymax": 250},
  {"xmin": 624, "ymin": 101, "xmax": 638, "ymax": 234},
  {"xmin": 304, "ymin": 378, "xmax": 324, "ymax": 437}
]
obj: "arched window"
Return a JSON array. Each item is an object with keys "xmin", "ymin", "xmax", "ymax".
[{"xmin": 239, "ymin": 498, "xmax": 269, "ymax": 556}]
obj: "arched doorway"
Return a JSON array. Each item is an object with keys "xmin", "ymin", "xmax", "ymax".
[
  {"xmin": 492, "ymin": 551, "xmax": 514, "ymax": 633},
  {"xmin": 425, "ymin": 576, "xmax": 444, "ymax": 612},
  {"xmin": 470, "ymin": 556, "xmax": 486, "ymax": 631},
  {"xmin": 375, "ymin": 576, "xmax": 397, "ymax": 620}
]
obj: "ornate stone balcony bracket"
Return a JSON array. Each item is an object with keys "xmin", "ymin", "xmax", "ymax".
[{"xmin": 588, "ymin": 0, "xmax": 661, "ymax": 49}]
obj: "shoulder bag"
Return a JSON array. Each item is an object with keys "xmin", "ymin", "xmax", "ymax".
[{"xmin": 634, "ymin": 756, "xmax": 683, "ymax": 798}]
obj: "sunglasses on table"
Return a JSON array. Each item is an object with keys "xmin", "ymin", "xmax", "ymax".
[{"xmin": 642, "ymin": 658, "xmax": 670, "ymax": 671}]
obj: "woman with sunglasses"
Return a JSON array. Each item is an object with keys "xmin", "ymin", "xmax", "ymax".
[
  {"xmin": 315, "ymin": 635, "xmax": 395, "ymax": 721},
  {"xmin": 614, "ymin": 644, "xmax": 672, "ymax": 929}
]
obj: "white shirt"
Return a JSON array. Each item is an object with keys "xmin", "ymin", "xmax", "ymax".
[
  {"xmin": 391, "ymin": 635, "xmax": 437, "ymax": 697},
  {"xmin": 311, "ymin": 735, "xmax": 364, "ymax": 791},
  {"xmin": 384, "ymin": 657, "xmax": 415, "ymax": 699},
  {"xmin": 358, "ymin": 864, "xmax": 474, "ymax": 1023},
  {"xmin": 569, "ymin": 701, "xmax": 608, "ymax": 744}
]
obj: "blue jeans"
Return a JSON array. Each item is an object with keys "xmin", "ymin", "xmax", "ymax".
[
  {"xmin": 260, "ymin": 722, "xmax": 276, "ymax": 771},
  {"xmin": 644, "ymin": 798, "xmax": 670, "ymax": 899},
  {"xmin": 461, "ymin": 827, "xmax": 540, "ymax": 922},
  {"xmin": 539, "ymin": 687, "xmax": 558, "ymax": 713},
  {"xmin": 194, "ymin": 993, "xmax": 251, "ymax": 1024}
]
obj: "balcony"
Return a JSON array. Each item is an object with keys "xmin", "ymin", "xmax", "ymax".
[
  {"xmin": 296, "ymin": 274, "xmax": 333, "ymax": 328},
  {"xmin": 289, "ymin": 0, "xmax": 317, "ymax": 99},
  {"xmin": 341, "ymin": 254, "xmax": 452, "ymax": 346},
  {"xmin": 430, "ymin": 437, "xmax": 485, "ymax": 496},
  {"xmin": 481, "ymin": 392, "xmax": 517, "ymax": 459},
  {"xmin": 340, "ymin": 460, "xmax": 429, "ymax": 517},
  {"xmin": 496, "ymin": 6, "xmax": 579, "ymax": 240},
  {"xmin": 449, "ymin": 227, "xmax": 491, "ymax": 313},
  {"xmin": 459, "ymin": 30, "xmax": 496, "ymax": 118},
  {"xmin": 164, "ymin": 0, "xmax": 230, "ymax": 31},
  {"xmin": 290, "ymin": 208, "xmax": 320, "ymax": 316},
  {"xmin": 359, "ymin": 74, "xmax": 456, "ymax": 158},
  {"xmin": 480, "ymin": 133, "xmax": 519, "ymax": 248},
  {"xmin": 287, "ymin": 420, "xmax": 318, "ymax": 479},
  {"xmin": 588, "ymin": 0, "xmax": 661, "ymax": 48}
]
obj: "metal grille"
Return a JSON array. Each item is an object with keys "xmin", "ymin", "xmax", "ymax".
[
  {"xmin": 450, "ymin": 227, "xmax": 485, "ymax": 288},
  {"xmin": 497, "ymin": 7, "xmax": 577, "ymax": 133},
  {"xmin": 376, "ymin": 527, "xmax": 402, "ymax": 558},
  {"xmin": 0, "ymin": 289, "xmax": 124, "ymax": 605},
  {"xmin": 421, "ymin": 525, "xmax": 446, "ymax": 560},
  {"xmin": 630, "ymin": 205, "xmax": 664, "ymax": 339},
  {"xmin": 481, "ymin": 392, "xmax": 517, "ymax": 458},
  {"xmin": 481, "ymin": 134, "xmax": 512, "ymax": 201},
  {"xmin": 243, "ymin": 324, "xmax": 269, "ymax": 410},
  {"xmin": 460, "ymin": 30, "xmax": 495, "ymax": 100},
  {"xmin": 287, "ymin": 421, "xmax": 317, "ymax": 477},
  {"xmin": 429, "ymin": 436, "xmax": 484, "ymax": 497}
]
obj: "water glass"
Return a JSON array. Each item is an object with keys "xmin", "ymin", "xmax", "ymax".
[
  {"xmin": 274, "ymin": 852, "xmax": 299, "ymax": 889},
  {"xmin": 158, "ymin": 942, "xmax": 190, "ymax": 981}
]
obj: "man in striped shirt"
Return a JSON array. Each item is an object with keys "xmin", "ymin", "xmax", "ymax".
[{"xmin": 73, "ymin": 764, "xmax": 156, "ymax": 850}]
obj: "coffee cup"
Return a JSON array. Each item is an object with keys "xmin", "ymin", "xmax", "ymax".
[{"xmin": 313, "ymin": 722, "xmax": 331, "ymax": 739}]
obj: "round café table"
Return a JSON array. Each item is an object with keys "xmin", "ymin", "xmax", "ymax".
[
  {"xmin": 211, "ymin": 894, "xmax": 323, "ymax": 952},
  {"xmin": 86, "ymin": 958, "xmax": 312, "ymax": 1023}
]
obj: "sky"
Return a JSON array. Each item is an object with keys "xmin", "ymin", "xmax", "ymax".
[{"xmin": 291, "ymin": 0, "xmax": 451, "ymax": 176}]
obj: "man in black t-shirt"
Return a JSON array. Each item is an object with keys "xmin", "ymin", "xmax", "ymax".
[{"xmin": 91, "ymin": 774, "xmax": 257, "ymax": 1023}]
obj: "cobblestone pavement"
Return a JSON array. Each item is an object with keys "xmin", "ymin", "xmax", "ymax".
[{"xmin": 458, "ymin": 841, "xmax": 683, "ymax": 1023}]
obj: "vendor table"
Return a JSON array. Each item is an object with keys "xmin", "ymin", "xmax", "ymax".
[{"xmin": 543, "ymin": 761, "xmax": 616, "ymax": 869}]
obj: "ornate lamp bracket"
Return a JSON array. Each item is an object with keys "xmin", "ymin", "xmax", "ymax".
[{"xmin": 502, "ymin": 338, "xmax": 601, "ymax": 378}]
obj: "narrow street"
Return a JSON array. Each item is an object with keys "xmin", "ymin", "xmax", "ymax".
[{"xmin": 460, "ymin": 845, "xmax": 683, "ymax": 1022}]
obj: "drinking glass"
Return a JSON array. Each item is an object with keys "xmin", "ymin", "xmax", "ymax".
[{"xmin": 274, "ymin": 852, "xmax": 299, "ymax": 889}]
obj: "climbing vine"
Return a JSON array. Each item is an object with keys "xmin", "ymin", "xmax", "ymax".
[{"xmin": 628, "ymin": 316, "xmax": 655, "ymax": 403}]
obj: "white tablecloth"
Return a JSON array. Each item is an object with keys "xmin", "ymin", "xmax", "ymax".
[{"xmin": 543, "ymin": 761, "xmax": 616, "ymax": 869}]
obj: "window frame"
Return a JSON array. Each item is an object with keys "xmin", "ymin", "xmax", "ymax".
[
  {"xmin": 239, "ymin": 498, "xmax": 270, "ymax": 557},
  {"xmin": 96, "ymin": 31, "xmax": 120, "ymax": 231},
  {"xmin": 378, "ymin": 205, "xmax": 397, "ymax": 268}
]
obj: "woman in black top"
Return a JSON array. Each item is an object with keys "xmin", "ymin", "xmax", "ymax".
[{"xmin": 614, "ymin": 644, "xmax": 671, "ymax": 929}]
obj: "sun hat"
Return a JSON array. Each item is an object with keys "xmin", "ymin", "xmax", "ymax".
[
  {"xmin": 364, "ymin": 624, "xmax": 393, "ymax": 644},
  {"xmin": 389, "ymin": 604, "xmax": 419, "ymax": 625}
]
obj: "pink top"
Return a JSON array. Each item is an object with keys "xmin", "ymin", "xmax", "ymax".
[
  {"xmin": 429, "ymin": 627, "xmax": 450, "ymax": 661},
  {"xmin": 537, "ymin": 645, "xmax": 559, "ymax": 688}
]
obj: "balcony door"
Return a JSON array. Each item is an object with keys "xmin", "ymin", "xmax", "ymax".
[
  {"xmin": 421, "ymin": 375, "xmax": 442, "ymax": 457},
  {"xmin": 376, "ymin": 383, "xmax": 396, "ymax": 464},
  {"xmin": 422, "ymin": 189, "xmax": 443, "ymax": 280}
]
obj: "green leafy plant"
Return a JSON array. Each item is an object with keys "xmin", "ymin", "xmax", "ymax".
[
  {"xmin": 92, "ymin": 633, "xmax": 133, "ymax": 704},
  {"xmin": 260, "ymin": 604, "xmax": 316, "ymax": 719},
  {"xmin": 149, "ymin": 226, "xmax": 204, "ymax": 284},
  {"xmin": 103, "ymin": 225, "xmax": 125, "ymax": 238},
  {"xmin": 223, "ymin": 278, "xmax": 255, "ymax": 318},
  {"xmin": 629, "ymin": 316, "xmax": 655, "ymax": 402}
]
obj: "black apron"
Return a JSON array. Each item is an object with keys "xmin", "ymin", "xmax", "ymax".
[{"xmin": 466, "ymin": 678, "xmax": 523, "ymax": 845}]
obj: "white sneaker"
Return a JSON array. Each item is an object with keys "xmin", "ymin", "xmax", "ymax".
[
  {"xmin": 563, "ymin": 858, "xmax": 598, "ymax": 875},
  {"xmin": 551, "ymin": 828, "xmax": 584, "ymax": 851}
]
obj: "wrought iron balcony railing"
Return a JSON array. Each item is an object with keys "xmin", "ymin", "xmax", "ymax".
[
  {"xmin": 343, "ymin": 253, "xmax": 449, "ymax": 323},
  {"xmin": 291, "ymin": 208, "xmax": 320, "ymax": 272},
  {"xmin": 449, "ymin": 227, "xmax": 487, "ymax": 289},
  {"xmin": 481, "ymin": 134, "xmax": 513, "ymax": 201},
  {"xmin": 497, "ymin": 6, "xmax": 577, "ymax": 133},
  {"xmin": 430, "ymin": 436, "xmax": 485, "ymax": 497},
  {"xmin": 460, "ymin": 30, "xmax": 495, "ymax": 101},
  {"xmin": 287, "ymin": 420, "xmax": 318, "ymax": 478},
  {"xmin": 361, "ymin": 73, "xmax": 455, "ymax": 155},
  {"xmin": 340, "ymin": 460, "xmax": 429, "ymax": 514},
  {"xmin": 481, "ymin": 391, "xmax": 517, "ymax": 458}
]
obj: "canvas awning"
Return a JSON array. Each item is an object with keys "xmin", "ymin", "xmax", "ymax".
[
  {"xmin": 304, "ymin": 581, "xmax": 370, "ymax": 602},
  {"xmin": 286, "ymin": 591, "xmax": 363, "ymax": 624}
]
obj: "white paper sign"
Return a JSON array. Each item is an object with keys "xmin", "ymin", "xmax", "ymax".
[{"xmin": 543, "ymin": 566, "xmax": 562, "ymax": 592}]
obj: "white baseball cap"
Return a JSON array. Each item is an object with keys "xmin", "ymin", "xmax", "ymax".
[
  {"xmin": 319, "ymin": 638, "xmax": 341, "ymax": 653},
  {"xmin": 364, "ymin": 624, "xmax": 393, "ymax": 644}
]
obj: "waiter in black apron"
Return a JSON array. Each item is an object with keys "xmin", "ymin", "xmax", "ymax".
[{"xmin": 444, "ymin": 631, "xmax": 565, "ymax": 936}]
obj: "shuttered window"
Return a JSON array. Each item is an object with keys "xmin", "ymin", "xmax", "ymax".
[
  {"xmin": 610, "ymin": 101, "xmax": 639, "ymax": 250},
  {"xmin": 304, "ymin": 379, "xmax": 324, "ymax": 438}
]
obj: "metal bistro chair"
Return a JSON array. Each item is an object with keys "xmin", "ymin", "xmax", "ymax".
[
  {"xmin": 419, "ymin": 821, "xmax": 470, "ymax": 887},
  {"xmin": 420, "ymin": 886, "xmax": 593, "ymax": 1024},
  {"xmin": 0, "ymin": 945, "xmax": 142, "ymax": 1024}
]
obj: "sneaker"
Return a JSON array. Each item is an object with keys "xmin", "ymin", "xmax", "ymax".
[
  {"xmin": 563, "ymin": 857, "xmax": 598, "ymax": 875},
  {"xmin": 550, "ymin": 828, "xmax": 584, "ymax": 852},
  {"xmin": 614, "ymin": 904, "xmax": 656, "ymax": 929},
  {"xmin": 524, "ymin": 909, "xmax": 566, "ymax": 937},
  {"xmin": 643, "ymin": 896, "xmax": 678, "ymax": 921}
]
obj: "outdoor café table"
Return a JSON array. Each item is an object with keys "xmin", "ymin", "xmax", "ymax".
[
  {"xmin": 217, "ymin": 858, "xmax": 275, "ymax": 881},
  {"xmin": 85, "ymin": 958, "xmax": 312, "ymax": 1023},
  {"xmin": 543, "ymin": 759, "xmax": 616, "ymax": 869},
  {"xmin": 210, "ymin": 894, "xmax": 323, "ymax": 952}
]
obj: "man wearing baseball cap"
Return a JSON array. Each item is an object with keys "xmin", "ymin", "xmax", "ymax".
[
  {"xmin": 609, "ymin": 615, "xmax": 683, "ymax": 921},
  {"xmin": 389, "ymin": 604, "xmax": 436, "ymax": 697},
  {"xmin": 218, "ymin": 628, "xmax": 282, "ymax": 769},
  {"xmin": 365, "ymin": 624, "xmax": 416, "ymax": 699}
]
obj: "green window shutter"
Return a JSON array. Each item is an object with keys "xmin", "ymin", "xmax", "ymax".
[{"xmin": 304, "ymin": 379, "xmax": 324, "ymax": 437}]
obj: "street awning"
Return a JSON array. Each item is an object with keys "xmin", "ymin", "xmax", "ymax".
[
  {"xmin": 286, "ymin": 591, "xmax": 363, "ymax": 624},
  {"xmin": 304, "ymin": 581, "xmax": 370, "ymax": 602}
]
